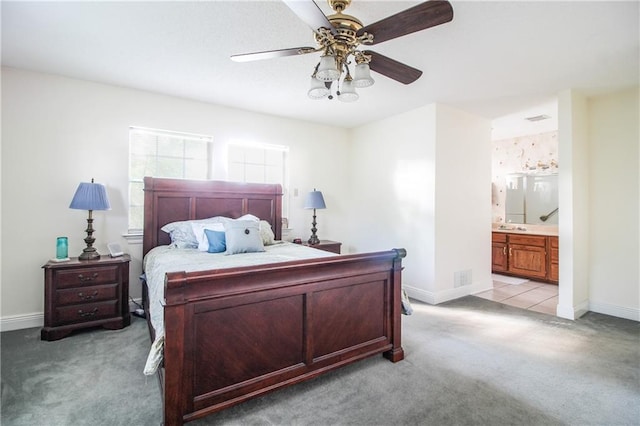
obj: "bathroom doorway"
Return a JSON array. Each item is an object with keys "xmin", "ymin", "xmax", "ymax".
[{"xmin": 488, "ymin": 99, "xmax": 559, "ymax": 315}]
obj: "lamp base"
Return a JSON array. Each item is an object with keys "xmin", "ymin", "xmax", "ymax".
[
  {"xmin": 308, "ymin": 210, "xmax": 320, "ymax": 245},
  {"xmin": 79, "ymin": 213, "xmax": 101, "ymax": 260},
  {"xmin": 78, "ymin": 248, "xmax": 101, "ymax": 261}
]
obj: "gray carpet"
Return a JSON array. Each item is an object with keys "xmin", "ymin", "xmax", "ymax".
[{"xmin": 2, "ymin": 296, "xmax": 639, "ymax": 425}]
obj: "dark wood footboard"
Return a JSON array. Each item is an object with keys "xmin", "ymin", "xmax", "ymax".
[
  {"xmin": 141, "ymin": 177, "xmax": 406, "ymax": 424},
  {"xmin": 162, "ymin": 248, "xmax": 406, "ymax": 425}
]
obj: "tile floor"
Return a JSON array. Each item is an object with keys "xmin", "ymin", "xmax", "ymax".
[{"xmin": 475, "ymin": 275, "xmax": 559, "ymax": 316}]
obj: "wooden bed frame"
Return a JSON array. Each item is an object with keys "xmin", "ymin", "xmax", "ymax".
[{"xmin": 142, "ymin": 177, "xmax": 406, "ymax": 425}]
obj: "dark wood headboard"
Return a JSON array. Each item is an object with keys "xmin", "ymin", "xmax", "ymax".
[{"xmin": 143, "ymin": 177, "xmax": 282, "ymax": 256}]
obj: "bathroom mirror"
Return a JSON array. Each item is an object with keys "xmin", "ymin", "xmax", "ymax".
[{"xmin": 505, "ymin": 173, "xmax": 558, "ymax": 225}]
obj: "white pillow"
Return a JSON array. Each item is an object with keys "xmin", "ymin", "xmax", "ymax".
[
  {"xmin": 237, "ymin": 213, "xmax": 260, "ymax": 222},
  {"xmin": 224, "ymin": 220, "xmax": 265, "ymax": 255},
  {"xmin": 191, "ymin": 222, "xmax": 225, "ymax": 251},
  {"xmin": 259, "ymin": 220, "xmax": 276, "ymax": 245}
]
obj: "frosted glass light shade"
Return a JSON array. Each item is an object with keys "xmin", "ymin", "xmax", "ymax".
[
  {"xmin": 338, "ymin": 79, "xmax": 359, "ymax": 102},
  {"xmin": 353, "ymin": 63, "xmax": 375, "ymax": 88},
  {"xmin": 308, "ymin": 78, "xmax": 330, "ymax": 99},
  {"xmin": 316, "ymin": 55, "xmax": 340, "ymax": 81}
]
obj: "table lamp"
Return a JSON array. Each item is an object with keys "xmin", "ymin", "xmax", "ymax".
[
  {"xmin": 69, "ymin": 178, "xmax": 111, "ymax": 260},
  {"xmin": 304, "ymin": 189, "xmax": 326, "ymax": 245}
]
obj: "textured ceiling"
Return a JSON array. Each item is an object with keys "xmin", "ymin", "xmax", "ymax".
[{"xmin": 2, "ymin": 1, "xmax": 638, "ymax": 128}]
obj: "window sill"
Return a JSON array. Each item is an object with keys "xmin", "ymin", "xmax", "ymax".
[{"xmin": 122, "ymin": 232, "xmax": 143, "ymax": 245}]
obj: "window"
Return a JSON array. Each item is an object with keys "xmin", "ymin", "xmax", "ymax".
[
  {"xmin": 128, "ymin": 129, "xmax": 290, "ymax": 234},
  {"xmin": 227, "ymin": 141, "xmax": 290, "ymax": 218},
  {"xmin": 128, "ymin": 127, "xmax": 213, "ymax": 232}
]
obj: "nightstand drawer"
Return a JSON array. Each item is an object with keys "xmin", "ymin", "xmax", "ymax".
[
  {"xmin": 55, "ymin": 283, "xmax": 118, "ymax": 306},
  {"xmin": 56, "ymin": 266, "xmax": 119, "ymax": 288},
  {"xmin": 55, "ymin": 300, "xmax": 119, "ymax": 325}
]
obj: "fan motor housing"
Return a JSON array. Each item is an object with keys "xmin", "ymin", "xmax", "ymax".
[{"xmin": 330, "ymin": 13, "xmax": 363, "ymax": 44}]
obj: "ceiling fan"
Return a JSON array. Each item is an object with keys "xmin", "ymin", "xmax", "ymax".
[{"xmin": 231, "ymin": 0, "xmax": 454, "ymax": 102}]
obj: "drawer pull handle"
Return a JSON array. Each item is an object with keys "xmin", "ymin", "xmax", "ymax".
[
  {"xmin": 78, "ymin": 273, "xmax": 99, "ymax": 282},
  {"xmin": 509, "ymin": 247, "xmax": 512, "ymax": 256},
  {"xmin": 78, "ymin": 308, "xmax": 98, "ymax": 317},
  {"xmin": 503, "ymin": 246, "xmax": 506, "ymax": 255},
  {"xmin": 78, "ymin": 291, "xmax": 99, "ymax": 301}
]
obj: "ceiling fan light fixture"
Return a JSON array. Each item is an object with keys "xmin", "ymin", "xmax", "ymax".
[
  {"xmin": 316, "ymin": 55, "xmax": 341, "ymax": 81},
  {"xmin": 353, "ymin": 63, "xmax": 375, "ymax": 88},
  {"xmin": 232, "ymin": 0, "xmax": 455, "ymax": 102},
  {"xmin": 308, "ymin": 77, "xmax": 330, "ymax": 99},
  {"xmin": 338, "ymin": 78, "xmax": 359, "ymax": 102}
]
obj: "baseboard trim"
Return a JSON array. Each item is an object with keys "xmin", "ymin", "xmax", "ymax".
[
  {"xmin": 405, "ymin": 280, "xmax": 492, "ymax": 305},
  {"xmin": 574, "ymin": 300, "xmax": 589, "ymax": 319},
  {"xmin": 404, "ymin": 286, "xmax": 436, "ymax": 305},
  {"xmin": 589, "ymin": 301, "xmax": 640, "ymax": 322},
  {"xmin": 557, "ymin": 299, "xmax": 589, "ymax": 320},
  {"xmin": 406, "ymin": 286, "xmax": 638, "ymax": 323},
  {"xmin": 0, "ymin": 312, "xmax": 43, "ymax": 332}
]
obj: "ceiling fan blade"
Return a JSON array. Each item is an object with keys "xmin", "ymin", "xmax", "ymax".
[
  {"xmin": 365, "ymin": 50, "xmax": 423, "ymax": 85},
  {"xmin": 231, "ymin": 47, "xmax": 317, "ymax": 62},
  {"xmin": 357, "ymin": 0, "xmax": 453, "ymax": 45},
  {"xmin": 282, "ymin": 0, "xmax": 336, "ymax": 34}
]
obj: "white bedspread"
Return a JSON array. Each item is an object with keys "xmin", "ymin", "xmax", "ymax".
[{"xmin": 142, "ymin": 241, "xmax": 336, "ymax": 375}]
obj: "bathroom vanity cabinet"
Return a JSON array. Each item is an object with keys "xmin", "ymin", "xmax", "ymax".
[{"xmin": 492, "ymin": 232, "xmax": 558, "ymax": 284}]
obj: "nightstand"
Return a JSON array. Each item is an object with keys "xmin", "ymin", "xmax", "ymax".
[
  {"xmin": 41, "ymin": 255, "xmax": 131, "ymax": 341},
  {"xmin": 303, "ymin": 240, "xmax": 341, "ymax": 254}
]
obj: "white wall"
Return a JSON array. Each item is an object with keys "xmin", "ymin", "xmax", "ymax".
[
  {"xmin": 557, "ymin": 87, "xmax": 640, "ymax": 321},
  {"xmin": 557, "ymin": 90, "xmax": 590, "ymax": 319},
  {"xmin": 587, "ymin": 87, "xmax": 639, "ymax": 320},
  {"xmin": 433, "ymin": 105, "xmax": 493, "ymax": 300},
  {"xmin": 1, "ymin": 67, "xmax": 350, "ymax": 328},
  {"xmin": 349, "ymin": 103, "xmax": 493, "ymax": 304},
  {"xmin": 347, "ymin": 105, "xmax": 438, "ymax": 289}
]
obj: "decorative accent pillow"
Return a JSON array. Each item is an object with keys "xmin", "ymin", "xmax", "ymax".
[
  {"xmin": 191, "ymin": 222, "xmax": 225, "ymax": 251},
  {"xmin": 161, "ymin": 216, "xmax": 229, "ymax": 248},
  {"xmin": 204, "ymin": 229, "xmax": 226, "ymax": 253},
  {"xmin": 259, "ymin": 220, "xmax": 276, "ymax": 245},
  {"xmin": 224, "ymin": 220, "xmax": 265, "ymax": 255}
]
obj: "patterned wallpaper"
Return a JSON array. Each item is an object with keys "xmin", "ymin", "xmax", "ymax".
[{"xmin": 491, "ymin": 130, "xmax": 559, "ymax": 223}]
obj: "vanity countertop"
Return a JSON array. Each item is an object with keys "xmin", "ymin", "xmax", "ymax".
[{"xmin": 492, "ymin": 223, "xmax": 558, "ymax": 237}]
